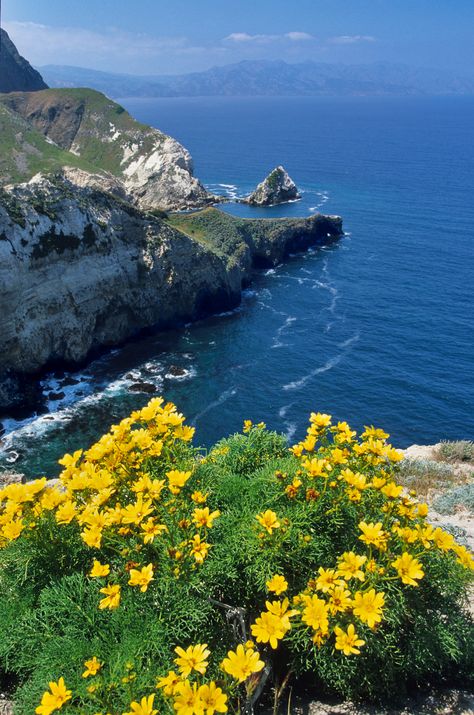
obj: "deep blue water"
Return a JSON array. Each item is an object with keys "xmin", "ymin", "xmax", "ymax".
[{"xmin": 1, "ymin": 96, "xmax": 473, "ymax": 478}]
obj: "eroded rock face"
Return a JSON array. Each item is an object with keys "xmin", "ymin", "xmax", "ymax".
[
  {"xmin": 0, "ymin": 175, "xmax": 239, "ymax": 408},
  {"xmin": 246, "ymin": 165, "xmax": 301, "ymax": 206}
]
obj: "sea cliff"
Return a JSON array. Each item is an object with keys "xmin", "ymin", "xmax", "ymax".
[{"xmin": 0, "ymin": 174, "xmax": 342, "ymax": 411}]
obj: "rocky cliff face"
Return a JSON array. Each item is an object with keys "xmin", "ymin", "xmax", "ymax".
[
  {"xmin": 246, "ymin": 166, "xmax": 301, "ymax": 206},
  {"xmin": 0, "ymin": 89, "xmax": 212, "ymax": 211},
  {"xmin": 0, "ymin": 175, "xmax": 342, "ymax": 411},
  {"xmin": 0, "ymin": 175, "xmax": 238, "ymax": 391},
  {"xmin": 0, "ymin": 29, "xmax": 48, "ymax": 93}
]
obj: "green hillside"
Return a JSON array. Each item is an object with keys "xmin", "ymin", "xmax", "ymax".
[
  {"xmin": 0, "ymin": 102, "xmax": 96, "ymax": 185},
  {"xmin": 0, "ymin": 88, "xmax": 169, "ymax": 179}
]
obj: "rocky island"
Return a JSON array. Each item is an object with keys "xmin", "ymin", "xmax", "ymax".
[{"xmin": 245, "ymin": 165, "xmax": 301, "ymax": 206}]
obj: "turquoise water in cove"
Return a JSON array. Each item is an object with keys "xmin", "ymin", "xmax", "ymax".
[{"xmin": 1, "ymin": 96, "xmax": 473, "ymax": 478}]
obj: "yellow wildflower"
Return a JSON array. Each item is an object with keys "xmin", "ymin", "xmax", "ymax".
[
  {"xmin": 192, "ymin": 507, "xmax": 220, "ymax": 529},
  {"xmin": 328, "ymin": 586, "xmax": 352, "ymax": 615},
  {"xmin": 156, "ymin": 670, "xmax": 181, "ymax": 696},
  {"xmin": 35, "ymin": 677, "xmax": 72, "ymax": 714},
  {"xmin": 314, "ymin": 567, "xmax": 345, "ymax": 593},
  {"xmin": 337, "ymin": 552, "xmax": 367, "ymax": 581},
  {"xmin": 243, "ymin": 420, "xmax": 253, "ymax": 433},
  {"xmin": 352, "ymin": 589, "xmax": 385, "ymax": 628},
  {"xmin": 198, "ymin": 682, "xmax": 228, "ymax": 714},
  {"xmin": 174, "ymin": 643, "xmax": 210, "ymax": 678},
  {"xmin": 309, "ymin": 412, "xmax": 331, "ymax": 427},
  {"xmin": 124, "ymin": 694, "xmax": 157, "ymax": 715},
  {"xmin": 173, "ymin": 680, "xmax": 204, "ymax": 715},
  {"xmin": 82, "ymin": 657, "xmax": 102, "ymax": 678},
  {"xmin": 141, "ymin": 519, "xmax": 167, "ymax": 544},
  {"xmin": 221, "ymin": 643, "xmax": 265, "ymax": 683},
  {"xmin": 1, "ymin": 520, "xmax": 24, "ymax": 541},
  {"xmin": 266, "ymin": 574, "xmax": 288, "ymax": 595},
  {"xmin": 255, "ymin": 510, "xmax": 280, "ymax": 534},
  {"xmin": 121, "ymin": 495, "xmax": 154, "ymax": 525},
  {"xmin": 358, "ymin": 521, "xmax": 387, "ymax": 550},
  {"xmin": 301, "ymin": 595, "xmax": 329, "ymax": 633},
  {"xmin": 334, "ymin": 624, "xmax": 365, "ymax": 655},
  {"xmin": 167, "ymin": 470, "xmax": 192, "ymax": 495},
  {"xmin": 99, "ymin": 584, "xmax": 121, "ymax": 610},
  {"xmin": 251, "ymin": 611, "xmax": 286, "ymax": 649},
  {"xmin": 128, "ymin": 563, "xmax": 154, "ymax": 592},
  {"xmin": 391, "ymin": 552, "xmax": 424, "ymax": 586},
  {"xmin": 89, "ymin": 560, "xmax": 110, "ymax": 578},
  {"xmin": 381, "ymin": 482, "xmax": 404, "ymax": 499}
]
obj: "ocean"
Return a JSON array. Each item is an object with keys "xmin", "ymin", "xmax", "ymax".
[{"xmin": 1, "ymin": 95, "xmax": 473, "ymax": 478}]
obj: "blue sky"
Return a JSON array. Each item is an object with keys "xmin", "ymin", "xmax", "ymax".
[{"xmin": 3, "ymin": 0, "xmax": 474, "ymax": 75}]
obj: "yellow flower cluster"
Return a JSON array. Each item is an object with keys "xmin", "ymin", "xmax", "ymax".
[
  {"xmin": 0, "ymin": 398, "xmax": 219, "ymax": 610},
  {"xmin": 249, "ymin": 412, "xmax": 473, "ymax": 657}
]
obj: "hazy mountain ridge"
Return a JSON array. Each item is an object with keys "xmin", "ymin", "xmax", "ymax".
[{"xmin": 40, "ymin": 59, "xmax": 474, "ymax": 98}]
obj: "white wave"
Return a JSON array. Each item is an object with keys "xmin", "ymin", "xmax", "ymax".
[
  {"xmin": 338, "ymin": 332, "xmax": 360, "ymax": 349},
  {"xmin": 278, "ymin": 403, "xmax": 294, "ymax": 418},
  {"xmin": 284, "ymin": 422, "xmax": 297, "ymax": 442},
  {"xmin": 164, "ymin": 366, "xmax": 196, "ymax": 381},
  {"xmin": 283, "ymin": 353, "xmax": 344, "ymax": 391},
  {"xmin": 0, "ymin": 366, "xmax": 166, "ymax": 453},
  {"xmin": 192, "ymin": 387, "xmax": 237, "ymax": 424}
]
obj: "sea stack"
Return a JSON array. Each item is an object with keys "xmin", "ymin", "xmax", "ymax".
[{"xmin": 246, "ymin": 165, "xmax": 301, "ymax": 206}]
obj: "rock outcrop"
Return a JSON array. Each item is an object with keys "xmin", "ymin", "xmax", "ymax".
[
  {"xmin": 246, "ymin": 166, "xmax": 301, "ymax": 206},
  {"xmin": 0, "ymin": 88, "xmax": 212, "ymax": 211},
  {"xmin": 0, "ymin": 175, "xmax": 342, "ymax": 411},
  {"xmin": 0, "ymin": 29, "xmax": 48, "ymax": 93}
]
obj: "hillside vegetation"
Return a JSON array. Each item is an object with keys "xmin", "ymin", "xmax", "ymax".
[{"xmin": 0, "ymin": 400, "xmax": 472, "ymax": 714}]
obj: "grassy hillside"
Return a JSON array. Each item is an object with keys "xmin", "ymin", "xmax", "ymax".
[
  {"xmin": 0, "ymin": 102, "xmax": 95, "ymax": 185},
  {"xmin": 0, "ymin": 88, "xmax": 169, "ymax": 179}
]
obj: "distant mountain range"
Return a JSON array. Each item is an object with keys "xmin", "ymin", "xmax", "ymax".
[{"xmin": 39, "ymin": 59, "xmax": 474, "ymax": 99}]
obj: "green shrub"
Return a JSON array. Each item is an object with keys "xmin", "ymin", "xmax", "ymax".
[
  {"xmin": 397, "ymin": 458, "xmax": 457, "ymax": 496},
  {"xmin": 433, "ymin": 484, "xmax": 474, "ymax": 515},
  {"xmin": 436, "ymin": 440, "xmax": 474, "ymax": 463},
  {"xmin": 0, "ymin": 403, "xmax": 472, "ymax": 714}
]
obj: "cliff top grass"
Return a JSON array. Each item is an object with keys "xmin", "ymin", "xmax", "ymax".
[
  {"xmin": 0, "ymin": 103, "xmax": 96, "ymax": 185},
  {"xmin": 167, "ymin": 207, "xmax": 323, "ymax": 268},
  {"xmin": 0, "ymin": 88, "xmax": 166, "ymax": 180}
]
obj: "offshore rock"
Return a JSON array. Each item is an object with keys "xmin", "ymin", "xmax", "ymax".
[{"xmin": 246, "ymin": 165, "xmax": 301, "ymax": 206}]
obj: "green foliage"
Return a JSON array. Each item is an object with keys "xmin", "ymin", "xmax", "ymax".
[
  {"xmin": 436, "ymin": 440, "xmax": 474, "ymax": 463},
  {"xmin": 397, "ymin": 458, "xmax": 457, "ymax": 496},
  {"xmin": 433, "ymin": 484, "xmax": 474, "ymax": 515},
  {"xmin": 0, "ymin": 404, "xmax": 472, "ymax": 713}
]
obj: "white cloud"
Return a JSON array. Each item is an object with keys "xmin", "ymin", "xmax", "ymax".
[
  {"xmin": 224, "ymin": 31, "xmax": 315, "ymax": 44},
  {"xmin": 329, "ymin": 35, "xmax": 376, "ymax": 45},
  {"xmin": 3, "ymin": 20, "xmax": 202, "ymax": 71},
  {"xmin": 224, "ymin": 33, "xmax": 279, "ymax": 44},
  {"xmin": 285, "ymin": 32, "xmax": 314, "ymax": 41}
]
